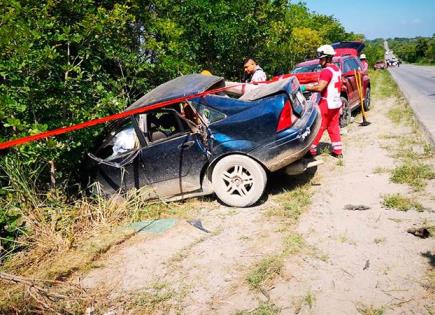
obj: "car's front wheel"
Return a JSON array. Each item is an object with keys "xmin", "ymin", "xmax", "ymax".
[
  {"xmin": 339, "ymin": 97, "xmax": 351, "ymax": 128},
  {"xmin": 211, "ymin": 155, "xmax": 267, "ymax": 207}
]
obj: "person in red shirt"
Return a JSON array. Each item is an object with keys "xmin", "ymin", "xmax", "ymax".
[
  {"xmin": 301, "ymin": 44, "xmax": 343, "ymax": 158},
  {"xmin": 360, "ymin": 54, "xmax": 369, "ymax": 73}
]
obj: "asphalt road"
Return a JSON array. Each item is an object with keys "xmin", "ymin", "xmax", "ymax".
[{"xmin": 388, "ymin": 64, "xmax": 435, "ymax": 146}]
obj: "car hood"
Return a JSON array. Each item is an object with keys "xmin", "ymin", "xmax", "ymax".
[
  {"xmin": 125, "ymin": 74, "xmax": 225, "ymax": 111},
  {"xmin": 292, "ymin": 72, "xmax": 319, "ymax": 84},
  {"xmin": 332, "ymin": 41, "xmax": 365, "ymax": 56}
]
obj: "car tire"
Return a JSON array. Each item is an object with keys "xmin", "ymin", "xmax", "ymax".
[
  {"xmin": 211, "ymin": 154, "xmax": 267, "ymax": 207},
  {"xmin": 363, "ymin": 87, "xmax": 371, "ymax": 111},
  {"xmin": 339, "ymin": 97, "xmax": 351, "ymax": 128}
]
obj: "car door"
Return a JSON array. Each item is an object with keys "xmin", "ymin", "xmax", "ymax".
[
  {"xmin": 138, "ymin": 110, "xmax": 209, "ymax": 197},
  {"xmin": 342, "ymin": 59, "xmax": 358, "ymax": 106},
  {"xmin": 91, "ymin": 117, "xmax": 149, "ymax": 194}
]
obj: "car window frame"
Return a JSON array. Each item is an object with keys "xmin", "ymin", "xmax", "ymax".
[{"xmin": 144, "ymin": 108, "xmax": 197, "ymax": 146}]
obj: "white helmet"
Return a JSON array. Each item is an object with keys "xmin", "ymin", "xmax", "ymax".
[
  {"xmin": 360, "ymin": 53, "xmax": 367, "ymax": 59},
  {"xmin": 316, "ymin": 44, "xmax": 335, "ymax": 58}
]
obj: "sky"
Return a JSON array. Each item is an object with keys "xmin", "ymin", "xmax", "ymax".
[{"xmin": 302, "ymin": 0, "xmax": 435, "ymax": 39}]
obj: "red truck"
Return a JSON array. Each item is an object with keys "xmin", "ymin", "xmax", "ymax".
[{"xmin": 275, "ymin": 42, "xmax": 371, "ymax": 127}]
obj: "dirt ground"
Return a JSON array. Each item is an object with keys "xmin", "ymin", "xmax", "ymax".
[{"xmin": 81, "ymin": 95, "xmax": 435, "ymax": 314}]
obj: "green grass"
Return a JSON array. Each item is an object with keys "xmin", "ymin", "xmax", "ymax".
[
  {"xmin": 390, "ymin": 162, "xmax": 435, "ymax": 190},
  {"xmin": 235, "ymin": 302, "xmax": 280, "ymax": 315},
  {"xmin": 370, "ymin": 70, "xmax": 400, "ymax": 100},
  {"xmin": 282, "ymin": 233, "xmax": 305, "ymax": 255},
  {"xmin": 267, "ymin": 184, "xmax": 312, "ymax": 223},
  {"xmin": 382, "ymin": 193, "xmax": 424, "ymax": 211},
  {"xmin": 246, "ymin": 255, "xmax": 283, "ymax": 290},
  {"xmin": 304, "ymin": 290, "xmax": 315, "ymax": 309}
]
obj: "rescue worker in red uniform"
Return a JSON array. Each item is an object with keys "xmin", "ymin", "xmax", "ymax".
[
  {"xmin": 360, "ymin": 54, "xmax": 369, "ymax": 73},
  {"xmin": 301, "ymin": 44, "xmax": 343, "ymax": 158}
]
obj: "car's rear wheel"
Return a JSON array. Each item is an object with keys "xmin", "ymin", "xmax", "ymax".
[
  {"xmin": 211, "ymin": 155, "xmax": 267, "ymax": 207},
  {"xmin": 363, "ymin": 87, "xmax": 371, "ymax": 111},
  {"xmin": 339, "ymin": 97, "xmax": 351, "ymax": 128}
]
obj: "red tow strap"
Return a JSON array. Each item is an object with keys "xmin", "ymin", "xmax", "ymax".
[{"xmin": 0, "ymin": 83, "xmax": 248, "ymax": 150}]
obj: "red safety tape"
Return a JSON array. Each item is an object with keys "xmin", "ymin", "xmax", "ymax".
[{"xmin": 0, "ymin": 82, "xmax": 253, "ymax": 150}]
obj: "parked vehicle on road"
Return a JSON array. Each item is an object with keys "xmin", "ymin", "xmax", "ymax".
[
  {"xmin": 374, "ymin": 60, "xmax": 386, "ymax": 70},
  {"xmin": 86, "ymin": 74, "xmax": 320, "ymax": 207},
  {"xmin": 273, "ymin": 41, "xmax": 371, "ymax": 127}
]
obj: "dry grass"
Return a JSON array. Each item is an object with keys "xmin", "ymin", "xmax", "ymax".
[
  {"xmin": 357, "ymin": 304, "xmax": 384, "ymax": 315},
  {"xmin": 0, "ymin": 156, "xmax": 208, "ymax": 313}
]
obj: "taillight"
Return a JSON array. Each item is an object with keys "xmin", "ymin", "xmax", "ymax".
[{"xmin": 276, "ymin": 100, "xmax": 293, "ymax": 132}]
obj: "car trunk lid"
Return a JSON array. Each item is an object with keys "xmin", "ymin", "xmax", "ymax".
[{"xmin": 332, "ymin": 41, "xmax": 365, "ymax": 56}]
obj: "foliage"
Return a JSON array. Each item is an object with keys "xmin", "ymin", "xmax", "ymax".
[
  {"xmin": 388, "ymin": 36, "xmax": 435, "ymax": 64},
  {"xmin": 0, "ymin": 0, "xmax": 354, "ymax": 254}
]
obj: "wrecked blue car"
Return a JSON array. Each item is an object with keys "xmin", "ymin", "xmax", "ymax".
[{"xmin": 87, "ymin": 74, "xmax": 320, "ymax": 207}]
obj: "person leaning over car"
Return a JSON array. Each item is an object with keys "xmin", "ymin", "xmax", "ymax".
[
  {"xmin": 242, "ymin": 58, "xmax": 267, "ymax": 83},
  {"xmin": 360, "ymin": 53, "xmax": 368, "ymax": 72},
  {"xmin": 301, "ymin": 44, "xmax": 343, "ymax": 158}
]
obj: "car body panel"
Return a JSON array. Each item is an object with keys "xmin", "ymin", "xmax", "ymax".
[{"xmin": 332, "ymin": 41, "xmax": 365, "ymax": 56}]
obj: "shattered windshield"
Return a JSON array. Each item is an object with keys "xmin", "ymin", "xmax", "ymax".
[
  {"xmin": 189, "ymin": 102, "xmax": 226, "ymax": 124},
  {"xmin": 291, "ymin": 64, "xmax": 321, "ymax": 73}
]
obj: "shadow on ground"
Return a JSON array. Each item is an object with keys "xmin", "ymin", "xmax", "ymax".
[{"xmin": 421, "ymin": 251, "xmax": 435, "ymax": 267}]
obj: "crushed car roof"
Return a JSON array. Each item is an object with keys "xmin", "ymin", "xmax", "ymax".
[
  {"xmin": 240, "ymin": 77, "xmax": 299, "ymax": 101},
  {"xmin": 125, "ymin": 74, "xmax": 225, "ymax": 111}
]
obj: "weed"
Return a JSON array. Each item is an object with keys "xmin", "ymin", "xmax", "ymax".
[
  {"xmin": 304, "ymin": 290, "xmax": 315, "ymax": 309},
  {"xmin": 387, "ymin": 104, "xmax": 413, "ymax": 125},
  {"xmin": 373, "ymin": 167, "xmax": 389, "ymax": 174},
  {"xmin": 235, "ymin": 302, "xmax": 280, "ymax": 315},
  {"xmin": 337, "ymin": 232, "xmax": 356, "ymax": 245},
  {"xmin": 390, "ymin": 163, "xmax": 435, "ymax": 190},
  {"xmin": 382, "ymin": 193, "xmax": 424, "ymax": 211},
  {"xmin": 387, "ymin": 217, "xmax": 402, "ymax": 223},
  {"xmin": 267, "ymin": 184, "xmax": 312, "ymax": 223},
  {"xmin": 246, "ymin": 255, "xmax": 283, "ymax": 289},
  {"xmin": 357, "ymin": 304, "xmax": 384, "ymax": 315},
  {"xmin": 282, "ymin": 233, "xmax": 305, "ymax": 255},
  {"xmin": 167, "ymin": 235, "xmax": 208, "ymax": 266},
  {"xmin": 374, "ymin": 237, "xmax": 386, "ymax": 245},
  {"xmin": 129, "ymin": 283, "xmax": 175, "ymax": 313}
]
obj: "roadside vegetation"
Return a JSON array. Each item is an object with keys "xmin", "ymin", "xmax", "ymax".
[
  {"xmin": 366, "ymin": 36, "xmax": 435, "ymax": 65},
  {"xmin": 371, "ymin": 70, "xmax": 434, "ymax": 214},
  {"xmin": 382, "ymin": 193, "xmax": 424, "ymax": 212}
]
